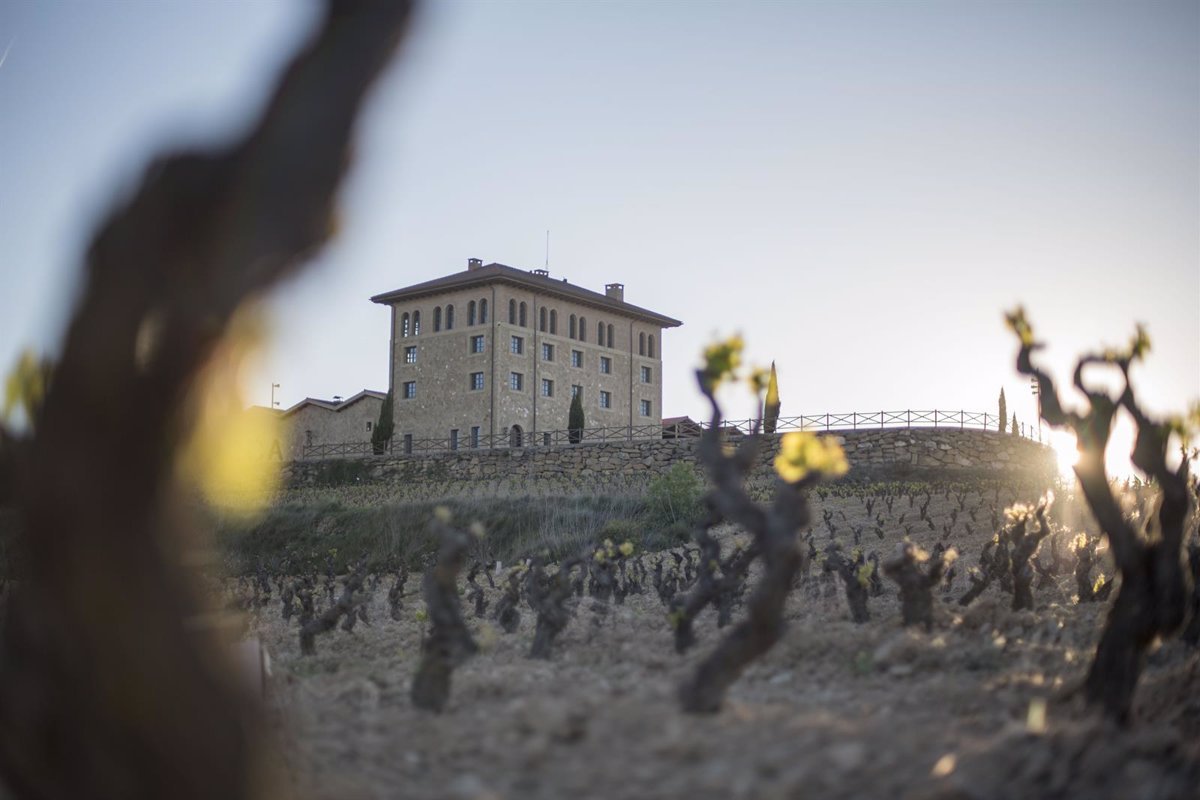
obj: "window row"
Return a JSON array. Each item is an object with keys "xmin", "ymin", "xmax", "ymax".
[
  {"xmin": 504, "ymin": 305, "xmax": 652, "ymax": 355},
  {"xmin": 638, "ymin": 332, "xmax": 657, "ymax": 358},
  {"xmin": 511, "ymin": 340, "xmax": 650, "ymax": 380},
  {"xmin": 407, "ymin": 370, "xmax": 651, "ymax": 401},
  {"xmin": 400, "ymin": 334, "xmax": 486, "ymax": 362},
  {"xmin": 563, "ymin": 314, "xmax": 617, "ymax": 349},
  {"xmin": 391, "ymin": 404, "xmax": 653, "ymax": 455},
  {"xmin": 400, "ymin": 301, "xmax": 657, "ymax": 359},
  {"xmin": 403, "ymin": 340, "xmax": 652, "ymax": 387},
  {"xmin": 506, "ymin": 303, "xmax": 607, "ymax": 345},
  {"xmin": 397, "ymin": 427, "xmax": 484, "ymax": 454},
  {"xmin": 399, "ymin": 299, "xmax": 490, "ymax": 338}
]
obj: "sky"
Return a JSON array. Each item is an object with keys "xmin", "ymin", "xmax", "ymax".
[{"xmin": 1, "ymin": 1, "xmax": 1197, "ymax": 472}]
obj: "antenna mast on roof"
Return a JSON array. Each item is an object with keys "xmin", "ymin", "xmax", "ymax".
[{"xmin": 545, "ymin": 230, "xmax": 550, "ymax": 270}]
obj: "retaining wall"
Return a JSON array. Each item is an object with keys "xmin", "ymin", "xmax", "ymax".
[{"xmin": 285, "ymin": 427, "xmax": 1056, "ymax": 492}]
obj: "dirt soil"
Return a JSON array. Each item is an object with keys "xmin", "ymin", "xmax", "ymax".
[{"xmin": 246, "ymin": 493, "xmax": 1200, "ymax": 800}]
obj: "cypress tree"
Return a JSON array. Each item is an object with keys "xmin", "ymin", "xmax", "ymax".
[
  {"xmin": 998, "ymin": 388, "xmax": 1007, "ymax": 433},
  {"xmin": 763, "ymin": 361, "xmax": 781, "ymax": 434},
  {"xmin": 1011, "ymin": 412, "xmax": 1018, "ymax": 437},
  {"xmin": 372, "ymin": 390, "xmax": 394, "ymax": 454},
  {"xmin": 568, "ymin": 391, "xmax": 585, "ymax": 444}
]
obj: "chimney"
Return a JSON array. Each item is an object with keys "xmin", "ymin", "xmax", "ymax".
[
  {"xmin": 605, "ymin": 282, "xmax": 624, "ymax": 302},
  {"xmin": 467, "ymin": 257, "xmax": 483, "ymax": 271}
]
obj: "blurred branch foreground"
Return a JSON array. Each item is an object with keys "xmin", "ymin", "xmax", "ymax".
[{"xmin": 0, "ymin": 3, "xmax": 412, "ymax": 797}]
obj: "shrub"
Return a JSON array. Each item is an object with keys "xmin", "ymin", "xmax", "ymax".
[
  {"xmin": 645, "ymin": 462, "xmax": 705, "ymax": 530},
  {"xmin": 371, "ymin": 390, "xmax": 394, "ymax": 454},
  {"xmin": 568, "ymin": 392, "xmax": 584, "ymax": 444},
  {"xmin": 763, "ymin": 361, "xmax": 780, "ymax": 434}
]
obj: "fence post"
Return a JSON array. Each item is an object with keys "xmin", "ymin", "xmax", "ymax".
[
  {"xmin": 852, "ymin": 412, "xmax": 857, "ymax": 430},
  {"xmin": 960, "ymin": 410, "xmax": 964, "ymax": 429},
  {"xmin": 880, "ymin": 411, "xmax": 884, "ymax": 429},
  {"xmin": 825, "ymin": 412, "xmax": 830, "ymax": 432}
]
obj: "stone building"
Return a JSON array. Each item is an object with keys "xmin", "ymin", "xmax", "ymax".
[
  {"xmin": 370, "ymin": 259, "xmax": 682, "ymax": 451},
  {"xmin": 281, "ymin": 389, "xmax": 386, "ymax": 458}
]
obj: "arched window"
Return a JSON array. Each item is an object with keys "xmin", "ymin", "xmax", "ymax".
[
  {"xmin": 519, "ymin": 302, "xmax": 527, "ymax": 328},
  {"xmin": 579, "ymin": 317, "xmax": 586, "ymax": 342},
  {"xmin": 401, "ymin": 312, "xmax": 410, "ymax": 338},
  {"xmin": 509, "ymin": 299, "xmax": 517, "ymax": 324},
  {"xmin": 509, "ymin": 424, "xmax": 523, "ymax": 448},
  {"xmin": 648, "ymin": 334, "xmax": 655, "ymax": 358},
  {"xmin": 539, "ymin": 307, "xmax": 547, "ymax": 332},
  {"xmin": 639, "ymin": 332, "xmax": 646, "ymax": 355},
  {"xmin": 597, "ymin": 321, "xmax": 604, "ymax": 345},
  {"xmin": 480, "ymin": 298, "xmax": 488, "ymax": 324},
  {"xmin": 433, "ymin": 306, "xmax": 442, "ymax": 332},
  {"xmin": 412, "ymin": 310, "xmax": 421, "ymax": 335},
  {"xmin": 446, "ymin": 304, "xmax": 455, "ymax": 330},
  {"xmin": 550, "ymin": 310, "xmax": 557, "ymax": 335},
  {"xmin": 569, "ymin": 314, "xmax": 577, "ymax": 339},
  {"xmin": 607, "ymin": 324, "xmax": 614, "ymax": 348},
  {"xmin": 468, "ymin": 301, "xmax": 476, "ymax": 326}
]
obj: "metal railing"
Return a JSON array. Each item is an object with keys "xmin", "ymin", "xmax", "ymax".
[
  {"xmin": 299, "ymin": 410, "xmax": 1036, "ymax": 459},
  {"xmin": 709, "ymin": 410, "xmax": 1017, "ymax": 435}
]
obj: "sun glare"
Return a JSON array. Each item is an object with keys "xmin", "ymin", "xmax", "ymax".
[
  {"xmin": 1047, "ymin": 429, "xmax": 1079, "ymax": 480},
  {"xmin": 1044, "ymin": 418, "xmax": 1143, "ymax": 482}
]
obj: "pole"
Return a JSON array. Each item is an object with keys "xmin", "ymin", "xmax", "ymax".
[{"xmin": 1031, "ymin": 376, "xmax": 1042, "ymax": 442}]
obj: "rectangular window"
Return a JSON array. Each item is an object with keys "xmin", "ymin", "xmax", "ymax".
[
  {"xmin": 404, "ymin": 345, "xmax": 417, "ymax": 364},
  {"xmin": 403, "ymin": 381, "xmax": 416, "ymax": 399},
  {"xmin": 599, "ymin": 390, "xmax": 612, "ymax": 409},
  {"xmin": 470, "ymin": 425, "xmax": 480, "ymax": 448},
  {"xmin": 403, "ymin": 434, "xmax": 413, "ymax": 454},
  {"xmin": 511, "ymin": 335, "xmax": 524, "ymax": 355},
  {"xmin": 542, "ymin": 343, "xmax": 554, "ymax": 361},
  {"xmin": 510, "ymin": 372, "xmax": 524, "ymax": 391},
  {"xmin": 366, "ymin": 421, "xmax": 373, "ymax": 431},
  {"xmin": 470, "ymin": 335, "xmax": 485, "ymax": 354},
  {"xmin": 640, "ymin": 399, "xmax": 651, "ymax": 417},
  {"xmin": 571, "ymin": 349, "xmax": 582, "ymax": 368},
  {"xmin": 641, "ymin": 365, "xmax": 652, "ymax": 383},
  {"xmin": 600, "ymin": 356, "xmax": 612, "ymax": 374},
  {"xmin": 541, "ymin": 378, "xmax": 553, "ymax": 397},
  {"xmin": 571, "ymin": 384, "xmax": 582, "ymax": 399},
  {"xmin": 470, "ymin": 372, "xmax": 484, "ymax": 391},
  {"xmin": 449, "ymin": 429, "xmax": 459, "ymax": 451}
]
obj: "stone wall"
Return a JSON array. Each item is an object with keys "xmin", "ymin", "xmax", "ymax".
[
  {"xmin": 384, "ymin": 278, "xmax": 666, "ymax": 448},
  {"xmin": 284, "ymin": 396, "xmax": 383, "ymax": 459},
  {"xmin": 285, "ymin": 427, "xmax": 1056, "ymax": 493}
]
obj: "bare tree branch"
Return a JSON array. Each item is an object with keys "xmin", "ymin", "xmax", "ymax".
[
  {"xmin": 1010, "ymin": 311, "xmax": 1192, "ymax": 723},
  {"xmin": 0, "ymin": 3, "xmax": 414, "ymax": 796}
]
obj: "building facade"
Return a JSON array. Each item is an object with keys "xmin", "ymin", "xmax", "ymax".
[
  {"xmin": 370, "ymin": 259, "xmax": 682, "ymax": 451},
  {"xmin": 281, "ymin": 389, "xmax": 385, "ymax": 458}
]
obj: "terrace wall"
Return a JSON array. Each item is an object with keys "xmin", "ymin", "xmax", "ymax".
[{"xmin": 285, "ymin": 427, "xmax": 1057, "ymax": 493}]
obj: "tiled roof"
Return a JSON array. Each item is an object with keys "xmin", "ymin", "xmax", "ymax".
[
  {"xmin": 282, "ymin": 389, "xmax": 386, "ymax": 417},
  {"xmin": 370, "ymin": 262, "xmax": 682, "ymax": 328}
]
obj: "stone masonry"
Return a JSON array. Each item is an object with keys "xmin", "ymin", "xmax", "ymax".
[
  {"xmin": 285, "ymin": 427, "xmax": 1056, "ymax": 492},
  {"xmin": 370, "ymin": 259, "xmax": 682, "ymax": 451}
]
